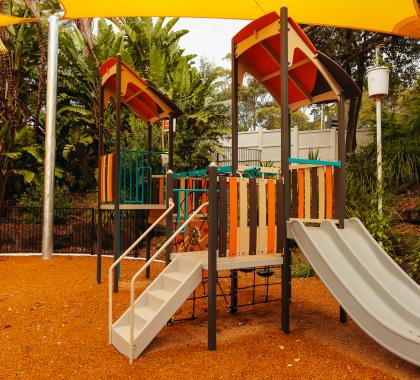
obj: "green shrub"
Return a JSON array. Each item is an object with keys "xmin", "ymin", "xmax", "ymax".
[
  {"xmin": 380, "ymin": 109, "xmax": 420, "ymax": 188},
  {"xmin": 291, "ymin": 254, "xmax": 315, "ymax": 278},
  {"xmin": 346, "ymin": 107, "xmax": 420, "ymax": 282},
  {"xmin": 17, "ymin": 181, "xmax": 74, "ymax": 224},
  {"xmin": 399, "ymin": 238, "xmax": 420, "ymax": 283},
  {"xmin": 308, "ymin": 148, "xmax": 320, "ymax": 161},
  {"xmin": 259, "ymin": 160, "xmax": 274, "ymax": 167}
]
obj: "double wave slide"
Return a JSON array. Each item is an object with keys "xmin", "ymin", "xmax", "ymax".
[{"xmin": 289, "ymin": 218, "xmax": 420, "ymax": 366}]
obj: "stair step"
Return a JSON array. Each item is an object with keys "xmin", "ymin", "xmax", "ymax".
[
  {"xmin": 144, "ymin": 293, "xmax": 164, "ymax": 311},
  {"xmin": 162, "ymin": 274, "xmax": 182, "ymax": 290},
  {"xmin": 164, "ymin": 271, "xmax": 188, "ymax": 282},
  {"xmin": 148, "ymin": 288, "xmax": 172, "ymax": 302},
  {"xmin": 110, "ymin": 257, "xmax": 203, "ymax": 360},
  {"xmin": 177, "ymin": 259, "xmax": 202, "ymax": 275},
  {"xmin": 113, "ymin": 324, "xmax": 142, "ymax": 341},
  {"xmin": 135, "ymin": 306, "xmax": 156, "ymax": 322}
]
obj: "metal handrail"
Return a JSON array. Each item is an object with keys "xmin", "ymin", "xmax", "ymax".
[
  {"xmin": 128, "ymin": 201, "xmax": 209, "ymax": 363},
  {"xmin": 108, "ymin": 199, "xmax": 174, "ymax": 344}
]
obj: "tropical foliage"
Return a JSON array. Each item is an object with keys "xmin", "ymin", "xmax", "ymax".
[
  {"xmin": 346, "ymin": 85, "xmax": 420, "ymax": 281},
  {"xmin": 306, "ymin": 26, "xmax": 420, "ymax": 152},
  {"xmin": 0, "ymin": 1, "xmax": 231, "ymax": 203}
]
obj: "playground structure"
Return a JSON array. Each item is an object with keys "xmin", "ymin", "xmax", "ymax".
[
  {"xmin": 96, "ymin": 9, "xmax": 420, "ymax": 366},
  {"xmin": 97, "ymin": 56, "xmax": 182, "ymax": 285}
]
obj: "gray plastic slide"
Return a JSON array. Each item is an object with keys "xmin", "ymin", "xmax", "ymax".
[{"xmin": 288, "ymin": 218, "xmax": 420, "ymax": 366}]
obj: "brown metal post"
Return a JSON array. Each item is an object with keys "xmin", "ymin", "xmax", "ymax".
[
  {"xmin": 337, "ymin": 93, "xmax": 348, "ymax": 323},
  {"xmin": 280, "ymin": 7, "xmax": 291, "ymax": 334},
  {"xmin": 338, "ymin": 94, "xmax": 346, "ymax": 229},
  {"xmin": 168, "ymin": 115, "xmax": 174, "ymax": 170},
  {"xmin": 113, "ymin": 54, "xmax": 122, "ymax": 293},
  {"xmin": 165, "ymin": 170, "xmax": 174, "ymax": 265},
  {"xmin": 146, "ymin": 122, "xmax": 152, "ymax": 278},
  {"xmin": 231, "ymin": 40, "xmax": 239, "ymax": 175},
  {"xmin": 230, "ymin": 40, "xmax": 239, "ymax": 313},
  {"xmin": 147, "ymin": 122, "xmax": 152, "ymax": 203},
  {"xmin": 208, "ymin": 162, "xmax": 218, "ymax": 350},
  {"xmin": 97, "ymin": 85, "xmax": 104, "ymax": 284}
]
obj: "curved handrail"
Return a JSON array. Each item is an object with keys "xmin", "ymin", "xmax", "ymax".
[
  {"xmin": 128, "ymin": 201, "xmax": 209, "ymax": 363},
  {"xmin": 108, "ymin": 200, "xmax": 174, "ymax": 344}
]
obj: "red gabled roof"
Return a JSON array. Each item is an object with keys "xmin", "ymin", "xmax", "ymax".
[
  {"xmin": 233, "ymin": 13, "xmax": 360, "ymax": 111},
  {"xmin": 100, "ymin": 57, "xmax": 182, "ymax": 123}
]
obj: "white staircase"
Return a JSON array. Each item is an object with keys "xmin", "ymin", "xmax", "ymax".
[
  {"xmin": 108, "ymin": 199, "xmax": 208, "ymax": 362},
  {"xmin": 111, "ymin": 257, "xmax": 202, "ymax": 359}
]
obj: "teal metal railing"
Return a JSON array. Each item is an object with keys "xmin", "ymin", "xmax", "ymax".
[
  {"xmin": 173, "ymin": 188, "xmax": 209, "ymax": 232},
  {"xmin": 120, "ymin": 150, "xmax": 166, "ymax": 204},
  {"xmin": 288, "ymin": 157, "xmax": 342, "ymax": 167}
]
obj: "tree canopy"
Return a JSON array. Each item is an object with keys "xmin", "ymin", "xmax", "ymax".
[{"xmin": 0, "ymin": 0, "xmax": 419, "ymax": 205}]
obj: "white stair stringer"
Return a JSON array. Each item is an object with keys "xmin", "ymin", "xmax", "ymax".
[{"xmin": 111, "ymin": 257, "xmax": 202, "ymax": 359}]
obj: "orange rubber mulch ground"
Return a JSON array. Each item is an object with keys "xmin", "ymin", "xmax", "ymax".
[{"xmin": 0, "ymin": 256, "xmax": 419, "ymax": 379}]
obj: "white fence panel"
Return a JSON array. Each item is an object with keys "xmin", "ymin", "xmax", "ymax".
[{"xmin": 222, "ymin": 128, "xmax": 372, "ymax": 166}]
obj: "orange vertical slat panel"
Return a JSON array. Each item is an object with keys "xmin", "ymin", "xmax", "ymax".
[
  {"xmin": 159, "ymin": 177, "xmax": 163, "ymax": 204},
  {"xmin": 267, "ymin": 179, "xmax": 275, "ymax": 254},
  {"xmin": 103, "ymin": 155, "xmax": 107, "ymax": 202},
  {"xmin": 201, "ymin": 179, "xmax": 208, "ymax": 214},
  {"xmin": 298, "ymin": 168, "xmax": 304, "ymax": 219},
  {"xmin": 326, "ymin": 166, "xmax": 333, "ymax": 219},
  {"xmin": 229, "ymin": 177, "xmax": 238, "ymax": 257},
  {"xmin": 188, "ymin": 179, "xmax": 193, "ymax": 214},
  {"xmin": 107, "ymin": 154, "xmax": 114, "ymax": 202},
  {"xmin": 100, "ymin": 156, "xmax": 105, "ymax": 202}
]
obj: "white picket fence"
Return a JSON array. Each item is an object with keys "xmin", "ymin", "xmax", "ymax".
[{"xmin": 222, "ymin": 127, "xmax": 372, "ymax": 165}]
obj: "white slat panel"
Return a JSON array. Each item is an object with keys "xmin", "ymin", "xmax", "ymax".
[{"xmin": 258, "ymin": 179, "xmax": 267, "ymax": 254}]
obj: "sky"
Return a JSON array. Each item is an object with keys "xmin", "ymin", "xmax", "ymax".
[{"xmin": 172, "ymin": 18, "xmax": 249, "ymax": 68}]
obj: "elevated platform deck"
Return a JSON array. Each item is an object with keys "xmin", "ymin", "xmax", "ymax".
[
  {"xmin": 100, "ymin": 204, "xmax": 166, "ymax": 210},
  {"xmin": 171, "ymin": 251, "xmax": 283, "ymax": 271}
]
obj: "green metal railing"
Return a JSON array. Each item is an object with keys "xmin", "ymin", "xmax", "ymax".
[
  {"xmin": 173, "ymin": 188, "xmax": 208, "ymax": 232},
  {"xmin": 120, "ymin": 150, "xmax": 166, "ymax": 204}
]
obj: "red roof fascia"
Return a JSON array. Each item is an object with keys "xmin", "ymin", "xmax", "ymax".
[
  {"xmin": 100, "ymin": 57, "xmax": 159, "ymax": 120},
  {"xmin": 232, "ymin": 12, "xmax": 279, "ymax": 44},
  {"xmin": 233, "ymin": 12, "xmax": 317, "ymax": 55}
]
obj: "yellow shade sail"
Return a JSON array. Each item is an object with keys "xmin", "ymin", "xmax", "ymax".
[
  {"xmin": 59, "ymin": 0, "xmax": 420, "ymax": 38},
  {"xmin": 0, "ymin": 13, "xmax": 38, "ymax": 26}
]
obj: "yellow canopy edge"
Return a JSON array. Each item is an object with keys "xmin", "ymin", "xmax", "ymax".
[
  {"xmin": 0, "ymin": 13, "xmax": 38, "ymax": 27},
  {"xmin": 59, "ymin": 0, "xmax": 420, "ymax": 38}
]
